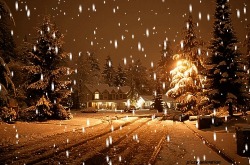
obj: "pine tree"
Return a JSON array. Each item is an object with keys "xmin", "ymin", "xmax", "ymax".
[
  {"xmin": 179, "ymin": 14, "xmax": 204, "ymax": 71},
  {"xmin": 85, "ymin": 52, "xmax": 101, "ymax": 84},
  {"xmin": 23, "ymin": 15, "xmax": 71, "ymax": 119},
  {"xmin": 243, "ymin": 25, "xmax": 250, "ymax": 109},
  {"xmin": 0, "ymin": 0, "xmax": 16, "ymax": 63},
  {"xmin": 0, "ymin": 57, "xmax": 15, "ymax": 106},
  {"xmin": 203, "ymin": 0, "xmax": 248, "ymax": 116},
  {"xmin": 156, "ymin": 39, "xmax": 174, "ymax": 94},
  {"xmin": 102, "ymin": 55, "xmax": 115, "ymax": 86},
  {"xmin": 114, "ymin": 64, "xmax": 127, "ymax": 87},
  {"xmin": 167, "ymin": 13, "xmax": 203, "ymax": 114},
  {"xmin": 126, "ymin": 59, "xmax": 151, "ymax": 95}
]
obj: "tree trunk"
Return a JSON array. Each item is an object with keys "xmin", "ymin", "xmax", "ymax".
[{"xmin": 228, "ymin": 102, "xmax": 233, "ymax": 116}]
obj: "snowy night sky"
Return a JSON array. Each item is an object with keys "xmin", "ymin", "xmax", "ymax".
[{"xmin": 7, "ymin": 0, "xmax": 250, "ymax": 67}]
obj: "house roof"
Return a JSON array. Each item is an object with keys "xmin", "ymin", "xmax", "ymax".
[{"xmin": 85, "ymin": 84, "xmax": 131, "ymax": 94}]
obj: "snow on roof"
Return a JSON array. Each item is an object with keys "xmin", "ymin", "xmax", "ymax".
[{"xmin": 85, "ymin": 84, "xmax": 130, "ymax": 94}]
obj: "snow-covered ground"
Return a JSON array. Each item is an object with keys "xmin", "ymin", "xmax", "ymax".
[{"xmin": 1, "ymin": 110, "xmax": 250, "ymax": 164}]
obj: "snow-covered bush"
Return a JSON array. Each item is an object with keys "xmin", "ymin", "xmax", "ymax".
[
  {"xmin": 18, "ymin": 106, "xmax": 37, "ymax": 121},
  {"xmin": 0, "ymin": 106, "xmax": 17, "ymax": 123},
  {"xmin": 36, "ymin": 95, "xmax": 52, "ymax": 121},
  {"xmin": 52, "ymin": 103, "xmax": 72, "ymax": 120}
]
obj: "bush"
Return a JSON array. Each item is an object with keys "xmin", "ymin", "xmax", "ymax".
[
  {"xmin": 52, "ymin": 104, "xmax": 72, "ymax": 120},
  {"xmin": 18, "ymin": 106, "xmax": 37, "ymax": 121},
  {"xmin": 0, "ymin": 106, "xmax": 17, "ymax": 123}
]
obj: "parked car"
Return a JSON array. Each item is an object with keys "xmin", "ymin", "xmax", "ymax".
[{"xmin": 81, "ymin": 107, "xmax": 98, "ymax": 113}]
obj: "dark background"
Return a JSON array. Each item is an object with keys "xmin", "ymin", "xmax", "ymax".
[{"xmin": 6, "ymin": 0, "xmax": 250, "ymax": 68}]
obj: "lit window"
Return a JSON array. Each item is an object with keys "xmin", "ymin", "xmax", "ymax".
[{"xmin": 94, "ymin": 92, "xmax": 99, "ymax": 99}]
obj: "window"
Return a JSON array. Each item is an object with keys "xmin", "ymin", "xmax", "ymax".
[{"xmin": 94, "ymin": 92, "xmax": 99, "ymax": 99}]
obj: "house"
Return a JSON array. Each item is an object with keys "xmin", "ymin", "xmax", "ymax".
[
  {"xmin": 81, "ymin": 84, "xmax": 131, "ymax": 110},
  {"xmin": 139, "ymin": 95, "xmax": 154, "ymax": 109},
  {"xmin": 162, "ymin": 95, "xmax": 176, "ymax": 109}
]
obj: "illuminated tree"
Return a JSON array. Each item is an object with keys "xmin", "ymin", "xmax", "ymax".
[
  {"xmin": 167, "ymin": 13, "xmax": 204, "ymax": 114},
  {"xmin": 202, "ymin": 0, "xmax": 248, "ymax": 116},
  {"xmin": 23, "ymin": 15, "xmax": 72, "ymax": 119},
  {"xmin": 167, "ymin": 55, "xmax": 203, "ymax": 113}
]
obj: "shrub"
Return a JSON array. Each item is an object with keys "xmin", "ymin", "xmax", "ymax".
[
  {"xmin": 0, "ymin": 106, "xmax": 17, "ymax": 123},
  {"xmin": 52, "ymin": 103, "xmax": 72, "ymax": 120},
  {"xmin": 18, "ymin": 106, "xmax": 37, "ymax": 121}
]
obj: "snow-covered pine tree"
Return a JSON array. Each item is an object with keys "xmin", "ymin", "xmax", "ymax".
[
  {"xmin": 0, "ymin": 0, "xmax": 16, "ymax": 63},
  {"xmin": 23, "ymin": 15, "xmax": 72, "ymax": 120},
  {"xmin": 102, "ymin": 55, "xmax": 115, "ymax": 86},
  {"xmin": 114, "ymin": 64, "xmax": 127, "ymax": 87},
  {"xmin": 203, "ymin": 0, "xmax": 248, "ymax": 116},
  {"xmin": 156, "ymin": 39, "xmax": 174, "ymax": 93},
  {"xmin": 167, "ymin": 13, "xmax": 203, "ymax": 114},
  {"xmin": 0, "ymin": 57, "xmax": 15, "ymax": 106}
]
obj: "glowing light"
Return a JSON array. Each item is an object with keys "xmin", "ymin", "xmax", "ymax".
[
  {"xmin": 167, "ymin": 135, "xmax": 170, "ymax": 142},
  {"xmin": 79, "ymin": 5, "xmax": 83, "ymax": 13},
  {"xmin": 123, "ymin": 58, "xmax": 127, "ymax": 65},
  {"xmin": 138, "ymin": 42, "xmax": 141, "ymax": 51},
  {"xmin": 213, "ymin": 132, "xmax": 217, "ymax": 141},
  {"xmin": 114, "ymin": 40, "xmax": 118, "ymax": 49},
  {"xmin": 41, "ymin": 74, "xmax": 43, "ymax": 81},
  {"xmin": 15, "ymin": 1, "xmax": 19, "ymax": 11},
  {"xmin": 27, "ymin": 9, "xmax": 30, "ymax": 17},
  {"xmin": 180, "ymin": 40, "xmax": 184, "ymax": 49},
  {"xmin": 237, "ymin": 9, "xmax": 240, "ymax": 18},
  {"xmin": 87, "ymin": 119, "xmax": 90, "ymax": 126},
  {"xmin": 189, "ymin": 4, "xmax": 192, "ymax": 13},
  {"xmin": 55, "ymin": 46, "xmax": 58, "ymax": 54},
  {"xmin": 69, "ymin": 52, "xmax": 73, "ymax": 61},
  {"xmin": 66, "ymin": 150, "xmax": 69, "ymax": 158},
  {"xmin": 146, "ymin": 29, "xmax": 149, "ymax": 37},
  {"xmin": 51, "ymin": 82, "xmax": 54, "ymax": 91},
  {"xmin": 207, "ymin": 14, "xmax": 210, "ymax": 21},
  {"xmin": 198, "ymin": 12, "xmax": 202, "ymax": 20},
  {"xmin": 92, "ymin": 4, "xmax": 96, "ymax": 12},
  {"xmin": 151, "ymin": 61, "xmax": 154, "ymax": 68}
]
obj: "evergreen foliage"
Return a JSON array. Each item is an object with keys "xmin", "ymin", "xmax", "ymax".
[
  {"xmin": 114, "ymin": 64, "xmax": 127, "ymax": 87},
  {"xmin": 126, "ymin": 59, "xmax": 151, "ymax": 95},
  {"xmin": 167, "ymin": 13, "xmax": 203, "ymax": 114},
  {"xmin": 0, "ymin": 57, "xmax": 15, "ymax": 106},
  {"xmin": 202, "ymin": 0, "xmax": 248, "ymax": 115},
  {"xmin": 23, "ymin": 15, "xmax": 72, "ymax": 119},
  {"xmin": 154, "ymin": 83, "xmax": 163, "ymax": 112},
  {"xmin": 102, "ymin": 55, "xmax": 115, "ymax": 86},
  {"xmin": 156, "ymin": 39, "xmax": 174, "ymax": 94},
  {"xmin": 0, "ymin": 0, "xmax": 16, "ymax": 63}
]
